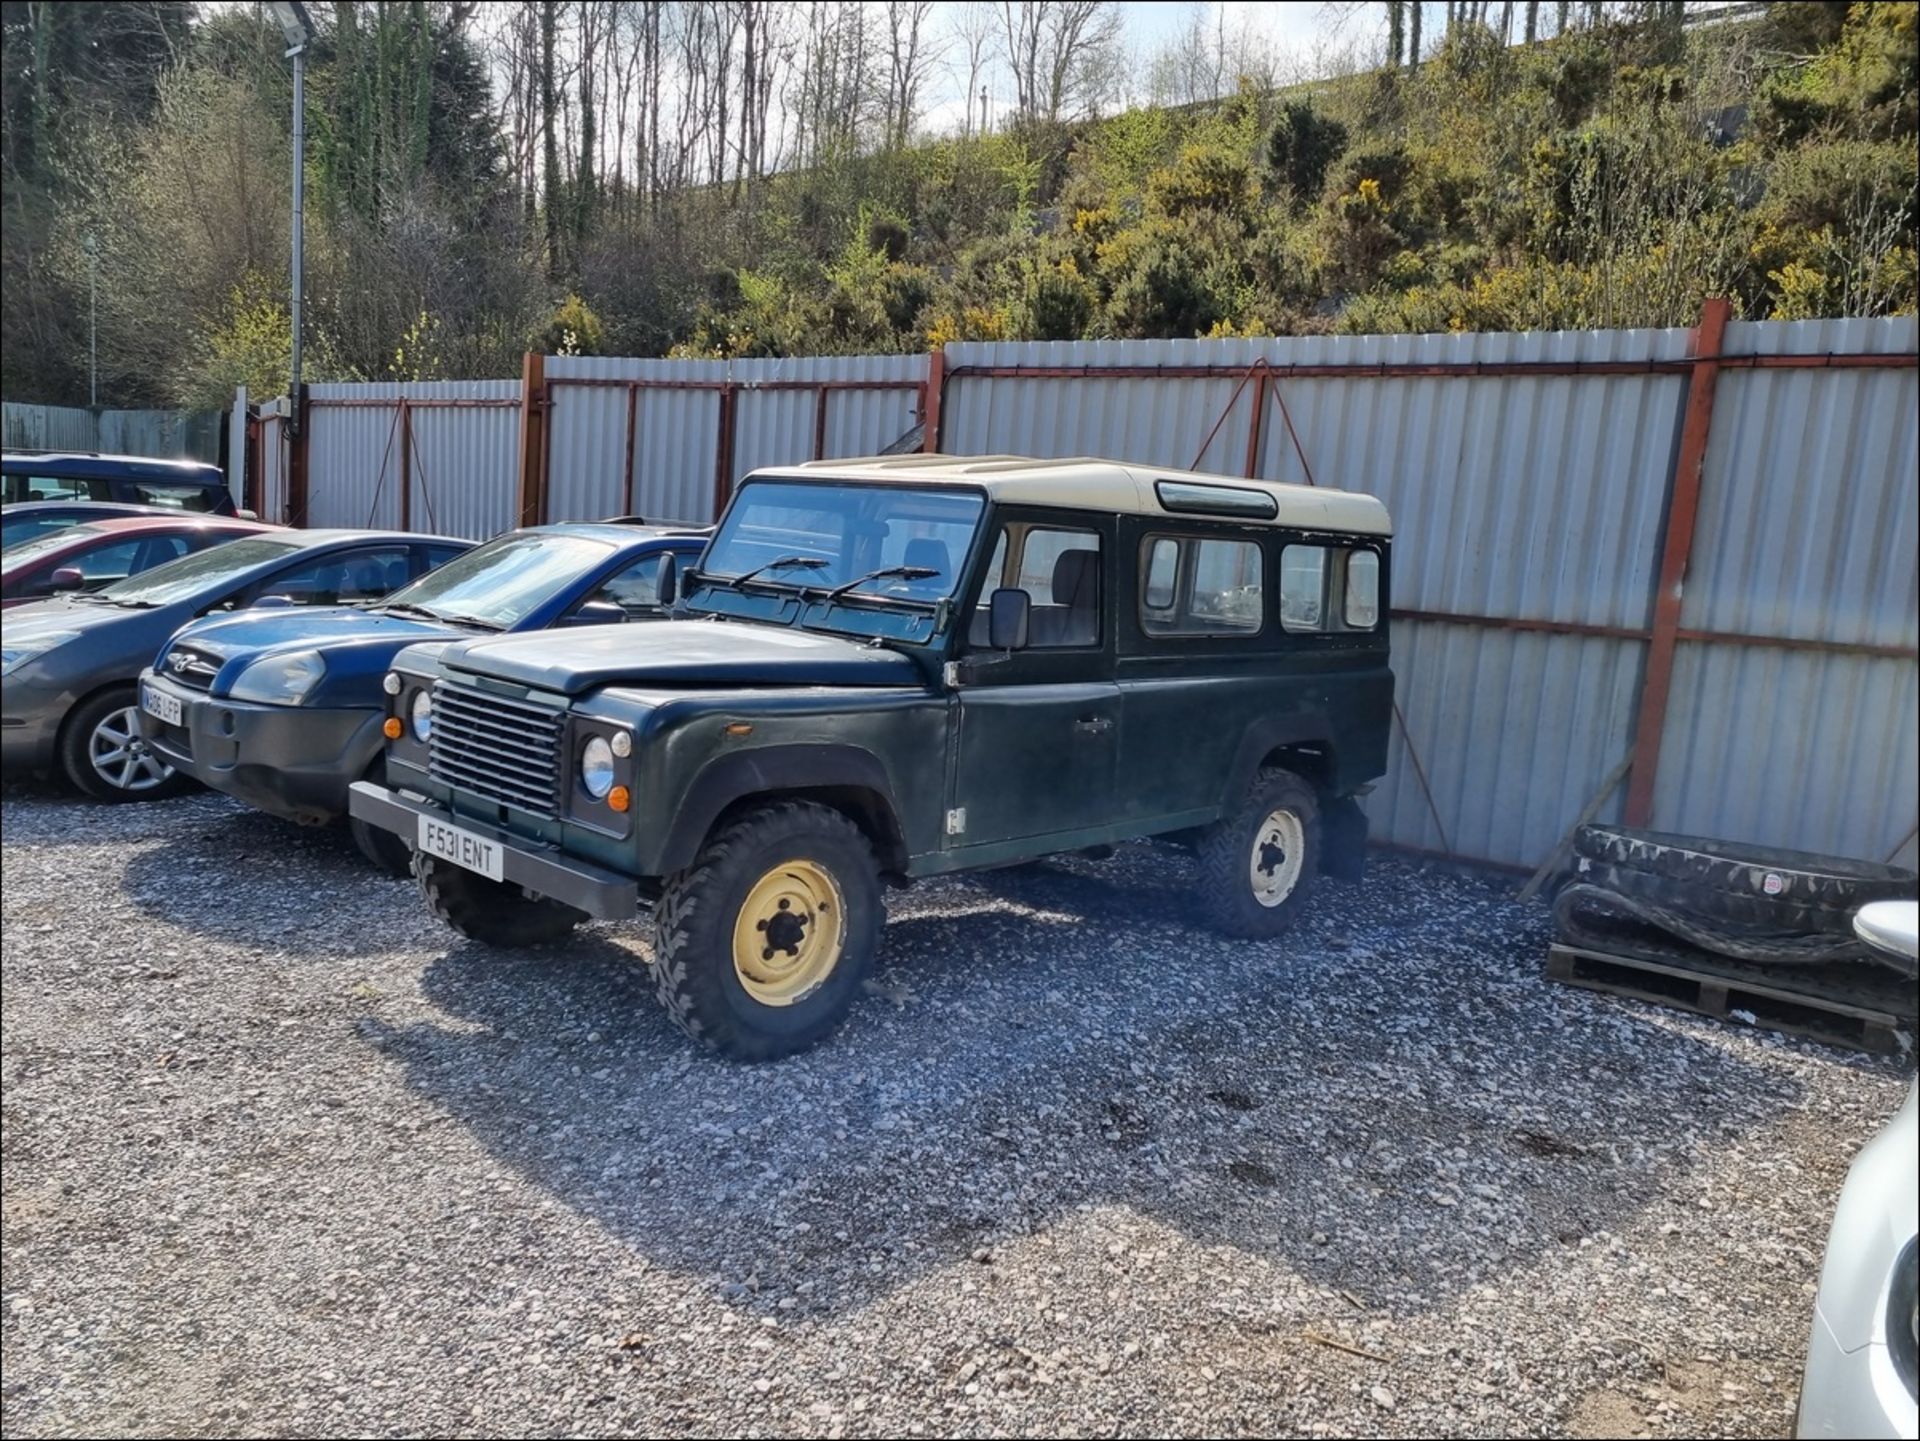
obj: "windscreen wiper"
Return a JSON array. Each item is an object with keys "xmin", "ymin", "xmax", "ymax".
[
  {"xmin": 820, "ymin": 564, "xmax": 940, "ymax": 603},
  {"xmin": 433, "ymin": 612, "xmax": 506, "ymax": 631},
  {"xmin": 378, "ymin": 602, "xmax": 444, "ymax": 620},
  {"xmin": 718, "ymin": 555, "xmax": 829, "ymax": 591}
]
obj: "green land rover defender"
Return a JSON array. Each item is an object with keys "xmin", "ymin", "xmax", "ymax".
[{"xmin": 350, "ymin": 455, "xmax": 1394, "ymax": 1059}]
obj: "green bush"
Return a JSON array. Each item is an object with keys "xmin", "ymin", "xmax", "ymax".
[{"xmin": 1264, "ymin": 102, "xmax": 1349, "ymax": 207}]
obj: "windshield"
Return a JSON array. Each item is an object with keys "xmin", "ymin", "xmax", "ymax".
[
  {"xmin": 94, "ymin": 536, "xmax": 298, "ymax": 606},
  {"xmin": 378, "ymin": 532, "xmax": 614, "ymax": 629},
  {"xmin": 1, "ymin": 521, "xmax": 114, "ymax": 571},
  {"xmin": 697, "ymin": 481, "xmax": 982, "ymax": 601}
]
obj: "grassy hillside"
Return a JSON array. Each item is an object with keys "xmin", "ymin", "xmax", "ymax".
[{"xmin": 661, "ymin": 3, "xmax": 1917, "ymax": 358}]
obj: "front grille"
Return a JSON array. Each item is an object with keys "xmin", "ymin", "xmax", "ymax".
[
  {"xmin": 161, "ymin": 646, "xmax": 220, "ymax": 691},
  {"xmin": 426, "ymin": 678, "xmax": 565, "ymax": 819}
]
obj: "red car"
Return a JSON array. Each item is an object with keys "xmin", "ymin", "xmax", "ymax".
[{"xmin": 0, "ymin": 515, "xmax": 280, "ymax": 609}]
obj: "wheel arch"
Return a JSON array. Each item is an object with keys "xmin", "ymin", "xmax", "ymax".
[{"xmin": 660, "ymin": 743, "xmax": 911, "ymax": 876}]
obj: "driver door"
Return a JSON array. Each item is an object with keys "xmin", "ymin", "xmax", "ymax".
[{"xmin": 947, "ymin": 511, "xmax": 1121, "ymax": 855}]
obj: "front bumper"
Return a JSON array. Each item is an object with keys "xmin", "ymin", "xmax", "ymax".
[
  {"xmin": 138, "ymin": 672, "xmax": 384, "ymax": 824},
  {"xmin": 349, "ymin": 781, "xmax": 641, "ymax": 920},
  {"xmin": 1797, "ymin": 1303, "xmax": 1918, "ymax": 1439}
]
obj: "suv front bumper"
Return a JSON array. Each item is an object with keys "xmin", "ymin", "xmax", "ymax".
[
  {"xmin": 139, "ymin": 672, "xmax": 384, "ymax": 824},
  {"xmin": 348, "ymin": 781, "xmax": 641, "ymax": 920}
]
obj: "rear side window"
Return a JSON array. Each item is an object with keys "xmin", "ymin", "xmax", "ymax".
[
  {"xmin": 1280, "ymin": 544, "xmax": 1384, "ymax": 633},
  {"xmin": 1140, "ymin": 535, "xmax": 1264, "ymax": 636},
  {"xmin": 135, "ymin": 483, "xmax": 219, "ymax": 512},
  {"xmin": 11, "ymin": 474, "xmax": 113, "ymax": 503}
]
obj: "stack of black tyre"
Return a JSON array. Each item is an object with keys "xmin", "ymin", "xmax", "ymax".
[{"xmin": 1555, "ymin": 824, "xmax": 1920, "ymax": 983}]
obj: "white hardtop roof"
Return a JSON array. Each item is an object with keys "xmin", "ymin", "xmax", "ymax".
[{"xmin": 768, "ymin": 454, "xmax": 1391, "ymax": 537}]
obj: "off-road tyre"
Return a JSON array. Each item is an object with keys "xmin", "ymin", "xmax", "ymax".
[
  {"xmin": 60, "ymin": 686, "xmax": 194, "ymax": 802},
  {"xmin": 1573, "ymin": 825, "xmax": 1916, "ymax": 936},
  {"xmin": 349, "ymin": 761, "xmax": 417, "ymax": 877},
  {"xmin": 1195, "ymin": 767, "xmax": 1321, "ymax": 938},
  {"xmin": 653, "ymin": 801, "xmax": 882, "ymax": 1062},
  {"xmin": 418, "ymin": 855, "xmax": 585, "ymax": 947}
]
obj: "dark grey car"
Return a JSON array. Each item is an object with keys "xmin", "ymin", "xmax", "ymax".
[{"xmin": 0, "ymin": 529, "xmax": 468, "ymax": 800}]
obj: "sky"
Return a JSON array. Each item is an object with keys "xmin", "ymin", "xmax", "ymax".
[{"xmin": 918, "ymin": 2, "xmax": 1391, "ymax": 134}]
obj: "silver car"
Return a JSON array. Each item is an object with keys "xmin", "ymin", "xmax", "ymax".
[{"xmin": 1796, "ymin": 901, "xmax": 1919, "ymax": 1440}]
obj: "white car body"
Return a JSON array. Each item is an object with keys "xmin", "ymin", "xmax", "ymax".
[{"xmin": 1796, "ymin": 901, "xmax": 1919, "ymax": 1440}]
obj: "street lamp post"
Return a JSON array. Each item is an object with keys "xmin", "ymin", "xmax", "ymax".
[
  {"xmin": 82, "ymin": 232, "xmax": 98, "ymax": 408},
  {"xmin": 268, "ymin": 1, "xmax": 314, "ymax": 433}
]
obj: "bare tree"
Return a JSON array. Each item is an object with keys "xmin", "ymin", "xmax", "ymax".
[
  {"xmin": 881, "ymin": 1, "xmax": 941, "ymax": 150},
  {"xmin": 948, "ymin": 1, "xmax": 997, "ymax": 137},
  {"xmin": 997, "ymin": 0, "xmax": 1123, "ymax": 125}
]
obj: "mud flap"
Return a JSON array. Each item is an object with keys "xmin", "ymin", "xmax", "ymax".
[{"xmin": 1321, "ymin": 795, "xmax": 1368, "ymax": 882}]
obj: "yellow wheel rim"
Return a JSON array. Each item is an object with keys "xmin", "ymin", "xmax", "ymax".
[
  {"xmin": 1250, "ymin": 808, "xmax": 1305, "ymax": 908},
  {"xmin": 731, "ymin": 859, "xmax": 847, "ymax": 1007}
]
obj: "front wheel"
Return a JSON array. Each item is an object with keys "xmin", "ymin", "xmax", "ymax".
[
  {"xmin": 418, "ymin": 856, "xmax": 585, "ymax": 947},
  {"xmin": 1194, "ymin": 767, "xmax": 1322, "ymax": 938},
  {"xmin": 653, "ymin": 801, "xmax": 882, "ymax": 1061},
  {"xmin": 60, "ymin": 686, "xmax": 194, "ymax": 802}
]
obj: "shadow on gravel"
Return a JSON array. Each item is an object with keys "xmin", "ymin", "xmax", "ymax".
[
  {"xmin": 117, "ymin": 801, "xmax": 417, "ymax": 954},
  {"xmin": 355, "ymin": 848, "xmax": 1813, "ymax": 1321}
]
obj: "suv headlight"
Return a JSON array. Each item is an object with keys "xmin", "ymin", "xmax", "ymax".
[
  {"xmin": 2, "ymin": 631, "xmax": 79, "ymax": 676},
  {"xmin": 227, "ymin": 649, "xmax": 326, "ymax": 705},
  {"xmin": 410, "ymin": 688, "xmax": 433, "ymax": 741},
  {"xmin": 580, "ymin": 735, "xmax": 615, "ymax": 798}
]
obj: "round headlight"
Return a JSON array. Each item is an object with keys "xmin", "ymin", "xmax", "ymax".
[
  {"xmin": 382, "ymin": 672, "xmax": 402, "ymax": 696},
  {"xmin": 581, "ymin": 735, "xmax": 615, "ymax": 799},
  {"xmin": 409, "ymin": 688, "xmax": 433, "ymax": 741},
  {"xmin": 610, "ymin": 730, "xmax": 632, "ymax": 758}
]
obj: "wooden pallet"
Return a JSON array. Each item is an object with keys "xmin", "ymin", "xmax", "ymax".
[{"xmin": 1546, "ymin": 942, "xmax": 1915, "ymax": 1055}]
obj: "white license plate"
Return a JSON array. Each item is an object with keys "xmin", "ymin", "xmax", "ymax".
[
  {"xmin": 141, "ymin": 683, "xmax": 183, "ymax": 727},
  {"xmin": 417, "ymin": 814, "xmax": 505, "ymax": 882}
]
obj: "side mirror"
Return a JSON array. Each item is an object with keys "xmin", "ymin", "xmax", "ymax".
[
  {"xmin": 250, "ymin": 594, "xmax": 297, "ymax": 609},
  {"xmin": 987, "ymin": 588, "xmax": 1030, "ymax": 651},
  {"xmin": 49, "ymin": 567, "xmax": 86, "ymax": 593},
  {"xmin": 235, "ymin": 508, "xmax": 260, "ymax": 521},
  {"xmin": 566, "ymin": 599, "xmax": 627, "ymax": 627},
  {"xmin": 657, "ymin": 554, "xmax": 679, "ymax": 607}
]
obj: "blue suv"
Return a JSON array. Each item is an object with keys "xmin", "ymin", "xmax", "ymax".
[{"xmin": 139, "ymin": 522, "xmax": 708, "ymax": 870}]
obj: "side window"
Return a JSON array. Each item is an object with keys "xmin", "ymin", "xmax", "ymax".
[
  {"xmin": 261, "ymin": 546, "xmax": 413, "ymax": 605},
  {"xmin": 133, "ymin": 536, "xmax": 192, "ymax": 573},
  {"xmin": 1020, "ymin": 527, "xmax": 1101, "ymax": 648},
  {"xmin": 1279, "ymin": 545, "xmax": 1330, "ymax": 631},
  {"xmin": 69, "ymin": 537, "xmax": 156, "ymax": 582},
  {"xmin": 1139, "ymin": 535, "xmax": 1264, "ymax": 637},
  {"xmin": 1346, "ymin": 550, "xmax": 1382, "ymax": 629},
  {"xmin": 586, "ymin": 553, "xmax": 668, "ymax": 616},
  {"xmin": 23, "ymin": 475, "xmax": 110, "ymax": 502},
  {"xmin": 135, "ymin": 484, "xmax": 217, "ymax": 512},
  {"xmin": 422, "ymin": 544, "xmax": 467, "ymax": 571}
]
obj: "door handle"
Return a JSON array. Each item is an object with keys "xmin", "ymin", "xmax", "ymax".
[{"xmin": 1073, "ymin": 715, "xmax": 1113, "ymax": 734}]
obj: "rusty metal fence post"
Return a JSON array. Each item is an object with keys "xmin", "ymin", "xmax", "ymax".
[
  {"xmin": 516, "ymin": 351, "xmax": 546, "ymax": 526},
  {"xmin": 1624, "ymin": 296, "xmax": 1732, "ymax": 827}
]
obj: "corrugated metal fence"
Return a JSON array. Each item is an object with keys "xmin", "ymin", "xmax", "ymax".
[
  {"xmin": 1, "ymin": 402, "xmax": 225, "ymax": 465},
  {"xmin": 297, "ymin": 380, "xmax": 523, "ymax": 537},
  {"xmin": 937, "ymin": 313, "xmax": 1918, "ymax": 870},
  {"xmin": 256, "ymin": 310, "xmax": 1917, "ymax": 871},
  {"xmin": 537, "ymin": 353, "xmax": 927, "ymax": 525}
]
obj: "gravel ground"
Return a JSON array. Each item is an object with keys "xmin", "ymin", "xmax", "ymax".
[{"xmin": 2, "ymin": 785, "xmax": 1912, "ymax": 1439}]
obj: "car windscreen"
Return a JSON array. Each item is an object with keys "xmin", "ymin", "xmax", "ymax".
[
  {"xmin": 2, "ymin": 518, "xmax": 109, "ymax": 563},
  {"xmin": 695, "ymin": 482, "xmax": 983, "ymax": 600},
  {"xmin": 93, "ymin": 536, "xmax": 300, "ymax": 605},
  {"xmin": 376, "ymin": 532, "xmax": 614, "ymax": 629}
]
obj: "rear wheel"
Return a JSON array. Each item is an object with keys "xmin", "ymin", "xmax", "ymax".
[
  {"xmin": 1195, "ymin": 767, "xmax": 1321, "ymax": 938},
  {"xmin": 418, "ymin": 856, "xmax": 585, "ymax": 947},
  {"xmin": 60, "ymin": 687, "xmax": 193, "ymax": 802},
  {"xmin": 653, "ymin": 801, "xmax": 882, "ymax": 1061}
]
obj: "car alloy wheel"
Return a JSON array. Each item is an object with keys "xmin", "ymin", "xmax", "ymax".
[{"xmin": 87, "ymin": 705, "xmax": 175, "ymax": 793}]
